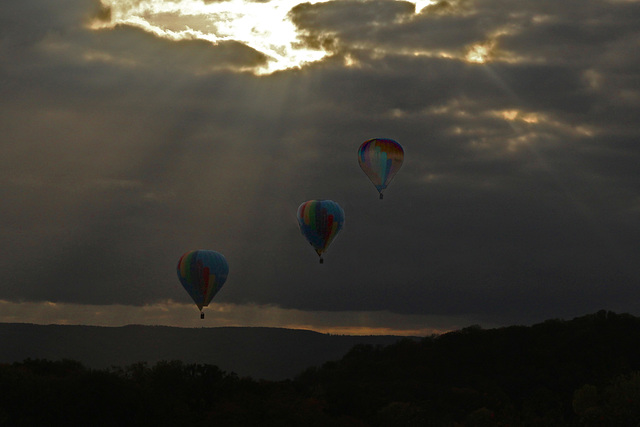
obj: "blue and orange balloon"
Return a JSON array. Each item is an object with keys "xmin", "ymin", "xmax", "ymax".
[
  {"xmin": 177, "ymin": 250, "xmax": 229, "ymax": 318},
  {"xmin": 297, "ymin": 200, "xmax": 345, "ymax": 263},
  {"xmin": 358, "ymin": 138, "xmax": 404, "ymax": 199}
]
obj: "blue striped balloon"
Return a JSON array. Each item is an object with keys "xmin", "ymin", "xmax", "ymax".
[
  {"xmin": 297, "ymin": 200, "xmax": 344, "ymax": 263},
  {"xmin": 177, "ymin": 250, "xmax": 229, "ymax": 315}
]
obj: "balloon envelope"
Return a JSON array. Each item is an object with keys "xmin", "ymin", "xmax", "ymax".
[
  {"xmin": 177, "ymin": 250, "xmax": 229, "ymax": 311},
  {"xmin": 358, "ymin": 138, "xmax": 404, "ymax": 198},
  {"xmin": 297, "ymin": 200, "xmax": 344, "ymax": 261}
]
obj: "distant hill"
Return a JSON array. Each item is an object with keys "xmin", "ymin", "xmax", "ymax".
[{"xmin": 0, "ymin": 323, "xmax": 410, "ymax": 380}]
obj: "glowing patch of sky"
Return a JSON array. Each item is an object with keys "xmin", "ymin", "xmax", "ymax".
[
  {"xmin": 94, "ymin": 0, "xmax": 438, "ymax": 74},
  {"xmin": 92, "ymin": 0, "xmax": 320, "ymax": 73},
  {"xmin": 465, "ymin": 42, "xmax": 491, "ymax": 63}
]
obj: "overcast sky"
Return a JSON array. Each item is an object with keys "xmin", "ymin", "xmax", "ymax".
[{"xmin": 1, "ymin": 0, "xmax": 639, "ymax": 334}]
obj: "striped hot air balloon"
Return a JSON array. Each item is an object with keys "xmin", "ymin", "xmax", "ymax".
[
  {"xmin": 177, "ymin": 250, "xmax": 229, "ymax": 318},
  {"xmin": 358, "ymin": 138, "xmax": 404, "ymax": 199},
  {"xmin": 297, "ymin": 200, "xmax": 344, "ymax": 263}
]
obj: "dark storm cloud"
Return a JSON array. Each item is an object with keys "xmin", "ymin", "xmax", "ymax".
[
  {"xmin": 290, "ymin": 0, "xmax": 488, "ymax": 53},
  {"xmin": 1, "ymin": 0, "xmax": 639, "ymax": 326},
  {"xmin": 88, "ymin": 25, "xmax": 269, "ymax": 70},
  {"xmin": 290, "ymin": 0, "xmax": 416, "ymax": 31},
  {"xmin": 0, "ymin": 0, "xmax": 267, "ymax": 74}
]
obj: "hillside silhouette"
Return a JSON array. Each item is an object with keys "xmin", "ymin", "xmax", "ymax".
[
  {"xmin": 0, "ymin": 324, "xmax": 405, "ymax": 380},
  {"xmin": 1, "ymin": 310, "xmax": 640, "ymax": 426}
]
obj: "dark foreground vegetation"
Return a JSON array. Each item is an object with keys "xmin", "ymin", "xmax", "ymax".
[{"xmin": 2, "ymin": 310, "xmax": 640, "ymax": 426}]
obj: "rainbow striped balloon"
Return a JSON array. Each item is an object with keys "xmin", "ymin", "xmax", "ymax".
[
  {"xmin": 358, "ymin": 138, "xmax": 404, "ymax": 199},
  {"xmin": 177, "ymin": 250, "xmax": 229, "ymax": 314},
  {"xmin": 297, "ymin": 200, "xmax": 345, "ymax": 263}
]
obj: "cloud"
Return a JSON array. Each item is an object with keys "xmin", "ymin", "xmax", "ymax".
[
  {"xmin": 1, "ymin": 0, "xmax": 640, "ymax": 329},
  {"xmin": 87, "ymin": 24, "xmax": 269, "ymax": 71},
  {"xmin": 290, "ymin": 0, "xmax": 416, "ymax": 33}
]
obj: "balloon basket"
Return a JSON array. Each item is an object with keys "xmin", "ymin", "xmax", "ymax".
[{"xmin": 200, "ymin": 312, "xmax": 204, "ymax": 319}]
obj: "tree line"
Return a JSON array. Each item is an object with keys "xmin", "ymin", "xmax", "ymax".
[{"xmin": 1, "ymin": 310, "xmax": 640, "ymax": 426}]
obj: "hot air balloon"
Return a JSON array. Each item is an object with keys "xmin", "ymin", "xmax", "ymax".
[
  {"xmin": 177, "ymin": 250, "xmax": 229, "ymax": 319},
  {"xmin": 297, "ymin": 200, "xmax": 344, "ymax": 263},
  {"xmin": 358, "ymin": 138, "xmax": 404, "ymax": 199}
]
